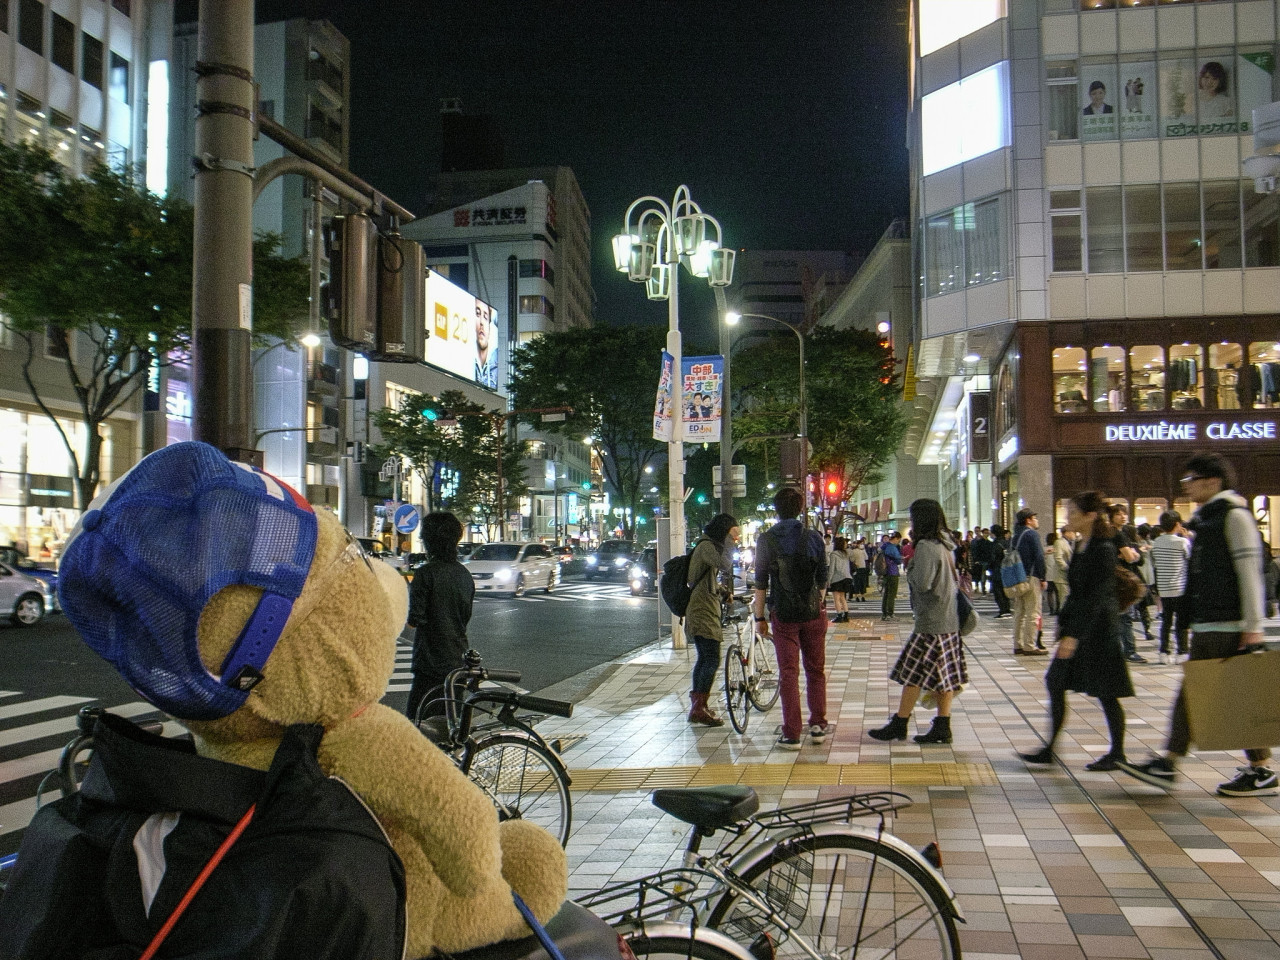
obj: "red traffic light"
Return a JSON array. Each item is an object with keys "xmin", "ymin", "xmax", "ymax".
[{"xmin": 824, "ymin": 477, "xmax": 841, "ymax": 504}]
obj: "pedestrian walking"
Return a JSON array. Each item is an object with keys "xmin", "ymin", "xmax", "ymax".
[
  {"xmin": 989, "ymin": 525, "xmax": 1012, "ymax": 618},
  {"xmin": 849, "ymin": 538, "xmax": 869, "ymax": 602},
  {"xmin": 880, "ymin": 532, "xmax": 905, "ymax": 621},
  {"xmin": 1020, "ymin": 491, "xmax": 1133, "ymax": 771},
  {"xmin": 1052, "ymin": 526, "xmax": 1074, "ymax": 610},
  {"xmin": 406, "ymin": 512, "xmax": 476, "ymax": 722},
  {"xmin": 1150, "ymin": 511, "xmax": 1191, "ymax": 664},
  {"xmin": 753, "ymin": 487, "xmax": 831, "ymax": 750},
  {"xmin": 685, "ymin": 513, "xmax": 739, "ymax": 727},
  {"xmin": 1109, "ymin": 504, "xmax": 1149, "ymax": 663},
  {"xmin": 867, "ymin": 499, "xmax": 965, "ymax": 744},
  {"xmin": 1011, "ymin": 509, "xmax": 1048, "ymax": 655},
  {"xmin": 970, "ymin": 529, "xmax": 992, "ymax": 594},
  {"xmin": 827, "ymin": 537, "xmax": 853, "ymax": 623},
  {"xmin": 1118, "ymin": 453, "xmax": 1276, "ymax": 797},
  {"xmin": 1044, "ymin": 532, "xmax": 1060, "ymax": 614}
]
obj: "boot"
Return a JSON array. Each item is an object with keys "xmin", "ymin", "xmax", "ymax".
[
  {"xmin": 867, "ymin": 715, "xmax": 909, "ymax": 741},
  {"xmin": 913, "ymin": 716, "xmax": 952, "ymax": 744},
  {"xmin": 688, "ymin": 692, "xmax": 725, "ymax": 727}
]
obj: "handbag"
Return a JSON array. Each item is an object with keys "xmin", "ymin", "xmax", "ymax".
[
  {"xmin": 1000, "ymin": 531, "xmax": 1031, "ymax": 593},
  {"xmin": 956, "ymin": 588, "xmax": 977, "ymax": 636},
  {"xmin": 1114, "ymin": 565, "xmax": 1146, "ymax": 611},
  {"xmin": 1182, "ymin": 647, "xmax": 1280, "ymax": 751}
]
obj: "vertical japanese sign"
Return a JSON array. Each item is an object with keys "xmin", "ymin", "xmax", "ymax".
[
  {"xmin": 682, "ymin": 355, "xmax": 724, "ymax": 443},
  {"xmin": 969, "ymin": 392, "xmax": 991, "ymax": 462},
  {"xmin": 653, "ymin": 350, "xmax": 675, "ymax": 442}
]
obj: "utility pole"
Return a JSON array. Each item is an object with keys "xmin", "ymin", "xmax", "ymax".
[{"xmin": 191, "ymin": 0, "xmax": 257, "ymax": 463}]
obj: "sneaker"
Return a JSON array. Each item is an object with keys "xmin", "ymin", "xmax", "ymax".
[
  {"xmin": 809, "ymin": 723, "xmax": 833, "ymax": 742},
  {"xmin": 994, "ymin": 612, "xmax": 1013, "ymax": 620},
  {"xmin": 1115, "ymin": 755, "xmax": 1177, "ymax": 790},
  {"xmin": 1158, "ymin": 652, "xmax": 1169, "ymax": 664},
  {"xmin": 1216, "ymin": 765, "xmax": 1279, "ymax": 797},
  {"xmin": 1025, "ymin": 648, "xmax": 1049, "ymax": 656},
  {"xmin": 1126, "ymin": 653, "xmax": 1148, "ymax": 664},
  {"xmin": 1085, "ymin": 754, "xmax": 1124, "ymax": 772},
  {"xmin": 776, "ymin": 736, "xmax": 803, "ymax": 751}
]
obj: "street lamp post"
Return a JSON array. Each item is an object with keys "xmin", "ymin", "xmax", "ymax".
[{"xmin": 613, "ymin": 186, "xmax": 735, "ymax": 649}]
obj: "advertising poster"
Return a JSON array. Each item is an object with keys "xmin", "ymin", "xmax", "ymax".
[
  {"xmin": 1119, "ymin": 60, "xmax": 1157, "ymax": 140},
  {"xmin": 1080, "ymin": 62, "xmax": 1118, "ymax": 141},
  {"xmin": 1194, "ymin": 55, "xmax": 1237, "ymax": 134},
  {"xmin": 1160, "ymin": 56, "xmax": 1198, "ymax": 137},
  {"xmin": 653, "ymin": 350, "xmax": 675, "ymax": 442},
  {"xmin": 682, "ymin": 355, "xmax": 723, "ymax": 443},
  {"xmin": 1236, "ymin": 51, "xmax": 1276, "ymax": 133},
  {"xmin": 423, "ymin": 269, "xmax": 500, "ymax": 389}
]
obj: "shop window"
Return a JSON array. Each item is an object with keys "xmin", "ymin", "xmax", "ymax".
[
  {"xmin": 1168, "ymin": 343, "xmax": 1204, "ymax": 410},
  {"xmin": 1053, "ymin": 347, "xmax": 1089, "ymax": 413},
  {"xmin": 1086, "ymin": 187, "xmax": 1123, "ymax": 272},
  {"xmin": 1046, "ymin": 61, "xmax": 1079, "ymax": 142},
  {"xmin": 1245, "ymin": 342, "xmax": 1280, "ymax": 409},
  {"xmin": 1129, "ymin": 345, "xmax": 1165, "ymax": 411},
  {"xmin": 1203, "ymin": 180, "xmax": 1242, "ymax": 268},
  {"xmin": 1091, "ymin": 345, "xmax": 1126, "ymax": 412},
  {"xmin": 1243, "ymin": 190, "xmax": 1280, "ymax": 267},
  {"xmin": 1164, "ymin": 182, "xmax": 1202, "ymax": 270},
  {"xmin": 1132, "ymin": 498, "xmax": 1167, "ymax": 528},
  {"xmin": 1124, "ymin": 184, "xmax": 1162, "ymax": 271},
  {"xmin": 1208, "ymin": 341, "xmax": 1243, "ymax": 410}
]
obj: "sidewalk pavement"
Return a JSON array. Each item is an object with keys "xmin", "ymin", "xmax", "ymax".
[{"xmin": 536, "ymin": 593, "xmax": 1280, "ymax": 960}]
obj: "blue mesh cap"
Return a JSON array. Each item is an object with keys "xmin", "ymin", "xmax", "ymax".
[{"xmin": 58, "ymin": 441, "xmax": 318, "ymax": 720}]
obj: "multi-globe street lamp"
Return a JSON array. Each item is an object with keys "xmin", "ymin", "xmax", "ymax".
[{"xmin": 613, "ymin": 186, "xmax": 735, "ymax": 648}]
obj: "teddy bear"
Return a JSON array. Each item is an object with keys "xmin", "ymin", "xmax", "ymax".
[{"xmin": 52, "ymin": 441, "xmax": 568, "ymax": 959}]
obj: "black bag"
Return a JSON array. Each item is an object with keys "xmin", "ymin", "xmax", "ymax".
[
  {"xmin": 764, "ymin": 530, "xmax": 823, "ymax": 623},
  {"xmin": 660, "ymin": 549, "xmax": 710, "ymax": 619}
]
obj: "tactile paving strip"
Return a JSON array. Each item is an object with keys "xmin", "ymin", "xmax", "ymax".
[{"xmin": 565, "ymin": 760, "xmax": 999, "ymax": 792}]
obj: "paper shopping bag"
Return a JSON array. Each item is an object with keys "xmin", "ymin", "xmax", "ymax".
[{"xmin": 1182, "ymin": 648, "xmax": 1280, "ymax": 752}]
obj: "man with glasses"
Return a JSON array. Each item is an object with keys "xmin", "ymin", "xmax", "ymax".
[{"xmin": 1118, "ymin": 454, "xmax": 1274, "ymax": 797}]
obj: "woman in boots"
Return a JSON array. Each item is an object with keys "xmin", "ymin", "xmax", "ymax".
[
  {"xmin": 685, "ymin": 513, "xmax": 740, "ymax": 726},
  {"xmin": 827, "ymin": 537, "xmax": 853, "ymax": 623},
  {"xmin": 868, "ymin": 499, "xmax": 965, "ymax": 744},
  {"xmin": 1020, "ymin": 491, "xmax": 1132, "ymax": 770}
]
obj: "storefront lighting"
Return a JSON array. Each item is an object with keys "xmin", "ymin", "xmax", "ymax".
[
  {"xmin": 300, "ymin": 333, "xmax": 322, "ymax": 348},
  {"xmin": 963, "ymin": 353, "xmax": 980, "ymax": 363}
]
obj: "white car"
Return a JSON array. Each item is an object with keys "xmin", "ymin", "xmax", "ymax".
[
  {"xmin": 466, "ymin": 542, "xmax": 559, "ymax": 597},
  {"xmin": 0, "ymin": 562, "xmax": 53, "ymax": 627}
]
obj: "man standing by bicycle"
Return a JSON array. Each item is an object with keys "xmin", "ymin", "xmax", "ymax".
[
  {"xmin": 406, "ymin": 512, "xmax": 475, "ymax": 721},
  {"xmin": 753, "ymin": 487, "xmax": 830, "ymax": 750}
]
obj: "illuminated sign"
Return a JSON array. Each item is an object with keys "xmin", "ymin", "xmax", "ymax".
[
  {"xmin": 996, "ymin": 434, "xmax": 1018, "ymax": 465},
  {"xmin": 918, "ymin": 0, "xmax": 1005, "ymax": 57},
  {"xmin": 921, "ymin": 62, "xmax": 1011, "ymax": 176},
  {"xmin": 1105, "ymin": 420, "xmax": 1277, "ymax": 442},
  {"xmin": 424, "ymin": 269, "xmax": 499, "ymax": 389}
]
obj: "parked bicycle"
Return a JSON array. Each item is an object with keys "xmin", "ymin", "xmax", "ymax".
[
  {"xmin": 723, "ymin": 596, "xmax": 780, "ymax": 733},
  {"xmin": 579, "ymin": 784, "xmax": 964, "ymax": 960},
  {"xmin": 415, "ymin": 649, "xmax": 575, "ymax": 847}
]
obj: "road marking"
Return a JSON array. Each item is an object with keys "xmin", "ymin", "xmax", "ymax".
[
  {"xmin": 0, "ymin": 701, "xmax": 160, "ymax": 748},
  {"xmin": 0, "ymin": 695, "xmax": 96, "ymax": 722},
  {"xmin": 565, "ymin": 760, "xmax": 999, "ymax": 791}
]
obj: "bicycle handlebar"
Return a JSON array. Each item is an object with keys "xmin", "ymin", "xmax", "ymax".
[
  {"xmin": 466, "ymin": 688, "xmax": 573, "ymax": 719},
  {"xmin": 483, "ymin": 668, "xmax": 522, "ymax": 683}
]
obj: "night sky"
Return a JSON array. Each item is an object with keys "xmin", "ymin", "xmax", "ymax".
[{"xmin": 233, "ymin": 0, "xmax": 911, "ymax": 342}]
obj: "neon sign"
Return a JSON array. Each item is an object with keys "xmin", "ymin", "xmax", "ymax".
[{"xmin": 1105, "ymin": 420, "xmax": 1276, "ymax": 442}]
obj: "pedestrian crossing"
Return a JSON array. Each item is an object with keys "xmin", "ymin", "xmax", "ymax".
[{"xmin": 507, "ymin": 581, "xmax": 645, "ymax": 603}]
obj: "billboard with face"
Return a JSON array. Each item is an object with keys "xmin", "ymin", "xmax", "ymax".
[{"xmin": 424, "ymin": 269, "xmax": 500, "ymax": 390}]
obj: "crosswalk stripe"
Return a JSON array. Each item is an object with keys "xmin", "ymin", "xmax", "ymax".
[
  {"xmin": 386, "ymin": 682, "xmax": 410, "ymax": 693},
  {"xmin": 0, "ymin": 746, "xmax": 64, "ymax": 786},
  {"xmin": 0, "ymin": 696, "xmax": 96, "ymax": 722},
  {"xmin": 0, "ymin": 701, "xmax": 160, "ymax": 749}
]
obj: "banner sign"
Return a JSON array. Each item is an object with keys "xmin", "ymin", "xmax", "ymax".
[
  {"xmin": 653, "ymin": 350, "xmax": 675, "ymax": 442},
  {"xmin": 682, "ymin": 355, "xmax": 723, "ymax": 443},
  {"xmin": 424, "ymin": 269, "xmax": 500, "ymax": 390},
  {"xmin": 969, "ymin": 392, "xmax": 991, "ymax": 462}
]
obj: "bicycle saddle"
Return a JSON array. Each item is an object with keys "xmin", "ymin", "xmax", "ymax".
[{"xmin": 651, "ymin": 785, "xmax": 759, "ymax": 830}]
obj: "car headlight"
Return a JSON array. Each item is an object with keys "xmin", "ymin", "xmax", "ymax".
[
  {"xmin": 586, "ymin": 556, "xmax": 598, "ymax": 566},
  {"xmin": 494, "ymin": 569, "xmax": 513, "ymax": 582},
  {"xmin": 614, "ymin": 556, "xmax": 628, "ymax": 567},
  {"xmin": 631, "ymin": 578, "xmax": 644, "ymax": 590}
]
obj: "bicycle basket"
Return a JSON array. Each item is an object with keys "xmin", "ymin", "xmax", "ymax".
[{"xmin": 719, "ymin": 852, "xmax": 812, "ymax": 943}]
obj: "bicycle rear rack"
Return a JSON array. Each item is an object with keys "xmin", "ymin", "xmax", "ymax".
[
  {"xmin": 577, "ymin": 868, "xmax": 717, "ymax": 929},
  {"xmin": 750, "ymin": 791, "xmax": 911, "ymax": 831}
]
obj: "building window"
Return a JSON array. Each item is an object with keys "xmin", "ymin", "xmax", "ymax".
[
  {"xmin": 1164, "ymin": 182, "xmax": 1202, "ymax": 271},
  {"xmin": 1247, "ymin": 342, "xmax": 1280, "ymax": 409},
  {"xmin": 15, "ymin": 90, "xmax": 43, "ymax": 147},
  {"xmin": 79, "ymin": 124, "xmax": 104, "ymax": 170},
  {"xmin": 1050, "ymin": 191, "xmax": 1083, "ymax": 272},
  {"xmin": 917, "ymin": 0, "xmax": 1005, "ymax": 58},
  {"xmin": 306, "ymin": 100, "xmax": 342, "ymax": 151},
  {"xmin": 519, "ymin": 259, "xmax": 555, "ymax": 284},
  {"xmin": 920, "ymin": 62, "xmax": 1011, "ymax": 176},
  {"xmin": 1129, "ymin": 345, "xmax": 1165, "ymax": 412},
  {"xmin": 50, "ymin": 11, "xmax": 73, "ymax": 72},
  {"xmin": 518, "ymin": 295, "xmax": 554, "ymax": 320},
  {"xmin": 1123, "ymin": 185, "xmax": 1161, "ymax": 272},
  {"xmin": 922, "ymin": 195, "xmax": 1007, "ymax": 297},
  {"xmin": 1085, "ymin": 186, "xmax": 1123, "ymax": 273},
  {"xmin": 1169, "ymin": 343, "xmax": 1203, "ymax": 410},
  {"xmin": 1203, "ymin": 180, "xmax": 1242, "ymax": 268},
  {"xmin": 1053, "ymin": 347, "xmax": 1088, "ymax": 413},
  {"xmin": 111, "ymin": 0, "xmax": 130, "ymax": 15},
  {"xmin": 82, "ymin": 33, "xmax": 103, "ymax": 88},
  {"xmin": 1046, "ymin": 61, "xmax": 1078, "ymax": 142},
  {"xmin": 18, "ymin": 0, "xmax": 41, "ymax": 54},
  {"xmin": 1244, "ymin": 191, "xmax": 1280, "ymax": 267},
  {"xmin": 307, "ymin": 48, "xmax": 343, "ymax": 92},
  {"xmin": 109, "ymin": 52, "xmax": 130, "ymax": 104},
  {"xmin": 106, "ymin": 140, "xmax": 128, "ymax": 173},
  {"xmin": 0, "ymin": 0, "xmax": 8, "ymax": 34},
  {"xmin": 1091, "ymin": 345, "xmax": 1126, "ymax": 412},
  {"xmin": 924, "ymin": 210, "xmax": 964, "ymax": 296}
]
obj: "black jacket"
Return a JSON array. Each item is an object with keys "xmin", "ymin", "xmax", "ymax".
[
  {"xmin": 408, "ymin": 557, "xmax": 476, "ymax": 679},
  {"xmin": 1186, "ymin": 496, "xmax": 1245, "ymax": 625},
  {"xmin": 1056, "ymin": 537, "xmax": 1133, "ymax": 699},
  {"xmin": 0, "ymin": 714, "xmax": 406, "ymax": 960}
]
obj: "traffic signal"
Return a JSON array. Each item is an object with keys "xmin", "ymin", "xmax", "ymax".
[
  {"xmin": 695, "ymin": 492, "xmax": 708, "ymax": 504},
  {"xmin": 582, "ymin": 481, "xmax": 592, "ymax": 491},
  {"xmin": 420, "ymin": 402, "xmax": 453, "ymax": 423},
  {"xmin": 825, "ymin": 476, "xmax": 842, "ymax": 505}
]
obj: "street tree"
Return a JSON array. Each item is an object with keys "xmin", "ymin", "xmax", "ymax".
[
  {"xmin": 0, "ymin": 142, "xmax": 310, "ymax": 509},
  {"xmin": 731, "ymin": 325, "xmax": 906, "ymax": 530},
  {"xmin": 508, "ymin": 324, "xmax": 667, "ymax": 541},
  {"xmin": 371, "ymin": 389, "xmax": 528, "ymax": 538}
]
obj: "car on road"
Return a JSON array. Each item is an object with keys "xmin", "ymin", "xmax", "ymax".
[
  {"xmin": 584, "ymin": 540, "xmax": 635, "ymax": 580},
  {"xmin": 0, "ymin": 562, "xmax": 53, "ymax": 627},
  {"xmin": 0, "ymin": 547, "xmax": 59, "ymax": 609},
  {"xmin": 629, "ymin": 546, "xmax": 658, "ymax": 596},
  {"xmin": 466, "ymin": 542, "xmax": 559, "ymax": 597},
  {"xmin": 458, "ymin": 542, "xmax": 478, "ymax": 561}
]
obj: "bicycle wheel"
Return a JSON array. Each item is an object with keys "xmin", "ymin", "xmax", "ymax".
[
  {"xmin": 723, "ymin": 644, "xmax": 751, "ymax": 734},
  {"xmin": 625, "ymin": 933, "xmax": 751, "ymax": 960},
  {"xmin": 747, "ymin": 635, "xmax": 780, "ymax": 712},
  {"xmin": 706, "ymin": 831, "xmax": 961, "ymax": 960},
  {"xmin": 464, "ymin": 733, "xmax": 571, "ymax": 847}
]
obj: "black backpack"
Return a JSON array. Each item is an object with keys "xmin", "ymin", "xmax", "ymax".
[
  {"xmin": 660, "ymin": 546, "xmax": 712, "ymax": 619},
  {"xmin": 764, "ymin": 529, "xmax": 823, "ymax": 623}
]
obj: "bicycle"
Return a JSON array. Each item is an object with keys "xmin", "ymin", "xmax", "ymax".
[
  {"xmin": 415, "ymin": 649, "xmax": 575, "ymax": 847},
  {"xmin": 579, "ymin": 784, "xmax": 964, "ymax": 960},
  {"xmin": 722, "ymin": 597, "xmax": 780, "ymax": 734}
]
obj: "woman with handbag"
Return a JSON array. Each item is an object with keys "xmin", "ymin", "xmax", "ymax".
[
  {"xmin": 1021, "ymin": 491, "xmax": 1134, "ymax": 771},
  {"xmin": 868, "ymin": 499, "xmax": 966, "ymax": 745}
]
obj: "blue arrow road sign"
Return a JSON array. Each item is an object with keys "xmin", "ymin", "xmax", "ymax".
[{"xmin": 393, "ymin": 503, "xmax": 420, "ymax": 534}]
